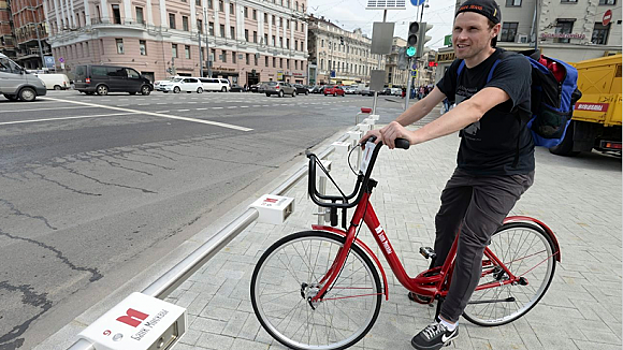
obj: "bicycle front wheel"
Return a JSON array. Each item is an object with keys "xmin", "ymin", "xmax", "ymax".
[
  {"xmin": 250, "ymin": 231, "xmax": 382, "ymax": 350},
  {"xmin": 463, "ymin": 222, "xmax": 557, "ymax": 326}
]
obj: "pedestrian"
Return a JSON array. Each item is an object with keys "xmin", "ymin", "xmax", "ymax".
[
  {"xmin": 360, "ymin": 0, "xmax": 534, "ymax": 348},
  {"xmin": 401, "ymin": 87, "xmax": 406, "ymax": 99}
]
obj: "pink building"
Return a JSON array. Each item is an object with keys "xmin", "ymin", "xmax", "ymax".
[{"xmin": 44, "ymin": 0, "xmax": 308, "ymax": 85}]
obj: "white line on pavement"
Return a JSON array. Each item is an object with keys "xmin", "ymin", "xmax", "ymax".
[
  {"xmin": 178, "ymin": 109, "xmax": 190, "ymax": 112},
  {"xmin": 227, "ymin": 106, "xmax": 237, "ymax": 109},
  {"xmin": 155, "ymin": 110, "xmax": 170, "ymax": 113},
  {"xmin": 196, "ymin": 107, "xmax": 208, "ymax": 111},
  {"xmin": 0, "ymin": 105, "xmax": 84, "ymax": 113},
  {"xmin": 0, "ymin": 113, "xmax": 133, "ymax": 126},
  {"xmin": 41, "ymin": 98, "xmax": 253, "ymax": 131}
]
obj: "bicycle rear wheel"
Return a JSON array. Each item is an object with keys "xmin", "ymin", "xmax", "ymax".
[
  {"xmin": 463, "ymin": 222, "xmax": 557, "ymax": 326},
  {"xmin": 250, "ymin": 231, "xmax": 382, "ymax": 350}
]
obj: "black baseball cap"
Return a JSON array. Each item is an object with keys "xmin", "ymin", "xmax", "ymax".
[{"xmin": 455, "ymin": 0, "xmax": 502, "ymax": 24}]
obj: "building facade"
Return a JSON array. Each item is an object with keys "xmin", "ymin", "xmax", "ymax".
[
  {"xmin": 45, "ymin": 0, "xmax": 309, "ymax": 84},
  {"xmin": 307, "ymin": 14, "xmax": 383, "ymax": 86},
  {"xmin": 6, "ymin": 0, "xmax": 51, "ymax": 68},
  {"xmin": 386, "ymin": 36, "xmax": 408, "ymax": 87},
  {"xmin": 437, "ymin": 0, "xmax": 622, "ymax": 81}
]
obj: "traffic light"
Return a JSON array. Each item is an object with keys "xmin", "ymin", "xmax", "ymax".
[
  {"xmin": 406, "ymin": 22, "xmax": 419, "ymax": 57},
  {"xmin": 416, "ymin": 22, "xmax": 434, "ymax": 58},
  {"xmin": 340, "ymin": 36, "xmax": 344, "ymax": 45}
]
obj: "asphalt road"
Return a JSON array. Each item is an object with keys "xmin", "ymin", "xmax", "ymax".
[{"xmin": 0, "ymin": 90, "xmax": 411, "ymax": 350}]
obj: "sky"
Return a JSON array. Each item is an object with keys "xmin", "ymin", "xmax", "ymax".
[{"xmin": 306, "ymin": 0, "xmax": 458, "ymax": 50}]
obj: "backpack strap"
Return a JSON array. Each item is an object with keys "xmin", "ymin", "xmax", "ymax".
[
  {"xmin": 486, "ymin": 59, "xmax": 502, "ymax": 83},
  {"xmin": 455, "ymin": 60, "xmax": 465, "ymax": 87}
]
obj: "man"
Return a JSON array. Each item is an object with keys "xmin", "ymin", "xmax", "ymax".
[{"xmin": 360, "ymin": 0, "xmax": 534, "ymax": 349}]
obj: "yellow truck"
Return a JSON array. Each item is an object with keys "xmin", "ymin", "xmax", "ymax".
[{"xmin": 549, "ymin": 54, "xmax": 622, "ymax": 156}]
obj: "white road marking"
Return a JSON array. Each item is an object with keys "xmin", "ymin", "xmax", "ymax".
[
  {"xmin": 157, "ymin": 102, "xmax": 167, "ymax": 105},
  {"xmin": 0, "ymin": 113, "xmax": 133, "ymax": 126},
  {"xmin": 196, "ymin": 107, "xmax": 208, "ymax": 111},
  {"xmin": 138, "ymin": 103, "xmax": 149, "ymax": 106},
  {"xmin": 155, "ymin": 110, "xmax": 170, "ymax": 113},
  {"xmin": 178, "ymin": 109, "xmax": 190, "ymax": 112},
  {"xmin": 0, "ymin": 105, "xmax": 84, "ymax": 113},
  {"xmin": 227, "ymin": 106, "xmax": 237, "ymax": 109},
  {"xmin": 240, "ymin": 106, "xmax": 249, "ymax": 108},
  {"xmin": 213, "ymin": 107, "xmax": 224, "ymax": 110},
  {"xmin": 41, "ymin": 98, "xmax": 253, "ymax": 131}
]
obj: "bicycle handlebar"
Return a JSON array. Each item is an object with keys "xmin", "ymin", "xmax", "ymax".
[{"xmin": 306, "ymin": 137, "xmax": 410, "ymax": 209}]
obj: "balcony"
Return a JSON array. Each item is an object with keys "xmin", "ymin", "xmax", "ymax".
[
  {"xmin": 15, "ymin": 46, "xmax": 50, "ymax": 59},
  {"xmin": 91, "ymin": 16, "xmax": 149, "ymax": 29}
]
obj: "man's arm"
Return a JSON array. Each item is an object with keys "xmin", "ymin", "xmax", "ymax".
[
  {"xmin": 379, "ymin": 86, "xmax": 510, "ymax": 148},
  {"xmin": 395, "ymin": 87, "xmax": 447, "ymax": 126}
]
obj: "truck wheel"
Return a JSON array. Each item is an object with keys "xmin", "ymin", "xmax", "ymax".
[
  {"xmin": 549, "ymin": 122, "xmax": 580, "ymax": 156},
  {"xmin": 18, "ymin": 87, "xmax": 36, "ymax": 102},
  {"xmin": 97, "ymin": 85, "xmax": 109, "ymax": 96}
]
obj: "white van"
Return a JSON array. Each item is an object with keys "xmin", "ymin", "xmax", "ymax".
[
  {"xmin": 0, "ymin": 53, "xmax": 47, "ymax": 101},
  {"xmin": 198, "ymin": 77, "xmax": 230, "ymax": 92},
  {"xmin": 34, "ymin": 73, "xmax": 71, "ymax": 90}
]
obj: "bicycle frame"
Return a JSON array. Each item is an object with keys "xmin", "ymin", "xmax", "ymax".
[{"xmin": 310, "ymin": 192, "xmax": 543, "ymax": 304}]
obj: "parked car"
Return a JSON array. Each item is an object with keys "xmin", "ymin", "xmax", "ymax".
[
  {"xmin": 249, "ymin": 83, "xmax": 261, "ymax": 93},
  {"xmin": 158, "ymin": 77, "xmax": 203, "ymax": 93},
  {"xmin": 310, "ymin": 85, "xmax": 323, "ymax": 94},
  {"xmin": 361, "ymin": 86, "xmax": 375, "ymax": 96},
  {"xmin": 33, "ymin": 73, "xmax": 71, "ymax": 90},
  {"xmin": 74, "ymin": 64, "xmax": 153, "ymax": 96},
  {"xmin": 343, "ymin": 86, "xmax": 358, "ymax": 94},
  {"xmin": 351, "ymin": 83, "xmax": 366, "ymax": 94},
  {"xmin": 324, "ymin": 85, "xmax": 345, "ymax": 97},
  {"xmin": 381, "ymin": 87, "xmax": 392, "ymax": 95},
  {"xmin": 264, "ymin": 82, "xmax": 296, "ymax": 97},
  {"xmin": 390, "ymin": 87, "xmax": 402, "ymax": 96},
  {"xmin": 230, "ymin": 84, "xmax": 244, "ymax": 92},
  {"xmin": 293, "ymin": 84, "xmax": 309, "ymax": 95},
  {"xmin": 198, "ymin": 77, "xmax": 230, "ymax": 92},
  {"xmin": 0, "ymin": 53, "xmax": 46, "ymax": 102},
  {"xmin": 154, "ymin": 76, "xmax": 177, "ymax": 90}
]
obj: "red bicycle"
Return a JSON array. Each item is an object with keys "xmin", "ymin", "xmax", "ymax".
[{"xmin": 250, "ymin": 138, "xmax": 560, "ymax": 350}]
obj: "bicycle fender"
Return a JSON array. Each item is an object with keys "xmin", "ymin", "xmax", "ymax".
[
  {"xmin": 312, "ymin": 225, "xmax": 389, "ymax": 300},
  {"xmin": 504, "ymin": 216, "xmax": 561, "ymax": 262}
]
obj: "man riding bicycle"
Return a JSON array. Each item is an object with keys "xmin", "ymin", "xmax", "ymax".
[{"xmin": 361, "ymin": 0, "xmax": 534, "ymax": 349}]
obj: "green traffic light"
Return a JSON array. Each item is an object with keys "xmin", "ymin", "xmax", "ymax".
[{"xmin": 406, "ymin": 47, "xmax": 416, "ymax": 57}]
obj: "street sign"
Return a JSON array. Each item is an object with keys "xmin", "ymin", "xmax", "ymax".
[
  {"xmin": 58, "ymin": 57, "xmax": 64, "ymax": 63},
  {"xmin": 444, "ymin": 35, "xmax": 452, "ymax": 46},
  {"xmin": 410, "ymin": 0, "xmax": 425, "ymax": 5},
  {"xmin": 330, "ymin": 70, "xmax": 336, "ymax": 77},
  {"xmin": 412, "ymin": 63, "xmax": 417, "ymax": 70},
  {"xmin": 411, "ymin": 70, "xmax": 417, "ymax": 77},
  {"xmin": 44, "ymin": 56, "xmax": 55, "ymax": 69},
  {"xmin": 603, "ymin": 10, "xmax": 612, "ymax": 26}
]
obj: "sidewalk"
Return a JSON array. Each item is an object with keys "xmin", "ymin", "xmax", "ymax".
[{"xmin": 166, "ymin": 115, "xmax": 622, "ymax": 350}]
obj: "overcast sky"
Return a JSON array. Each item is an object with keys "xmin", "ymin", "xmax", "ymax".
[{"xmin": 307, "ymin": 0, "xmax": 458, "ymax": 50}]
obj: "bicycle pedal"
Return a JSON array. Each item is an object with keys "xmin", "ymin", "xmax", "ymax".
[{"xmin": 419, "ymin": 247, "xmax": 436, "ymax": 260}]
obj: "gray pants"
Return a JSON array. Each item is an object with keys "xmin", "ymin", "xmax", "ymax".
[{"xmin": 432, "ymin": 168, "xmax": 534, "ymax": 322}]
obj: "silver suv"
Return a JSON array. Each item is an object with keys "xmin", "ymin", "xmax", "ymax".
[{"xmin": 264, "ymin": 82, "xmax": 296, "ymax": 97}]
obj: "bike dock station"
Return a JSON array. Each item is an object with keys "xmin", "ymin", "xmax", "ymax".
[{"xmin": 38, "ymin": 106, "xmax": 622, "ymax": 350}]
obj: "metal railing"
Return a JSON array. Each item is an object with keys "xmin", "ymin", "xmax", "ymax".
[{"xmin": 65, "ymin": 131, "xmax": 352, "ymax": 350}]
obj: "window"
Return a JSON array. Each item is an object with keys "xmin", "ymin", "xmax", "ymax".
[
  {"xmin": 501, "ymin": 22, "xmax": 518, "ymax": 42},
  {"xmin": 280, "ymin": 18, "xmax": 283, "ymax": 27},
  {"xmin": 253, "ymin": 9, "xmax": 257, "ymax": 20},
  {"xmin": 264, "ymin": 34, "xmax": 268, "ymax": 45},
  {"xmin": 253, "ymin": 31, "xmax": 258, "ymax": 43},
  {"xmin": 136, "ymin": 7, "xmax": 144, "ymax": 24},
  {"xmin": 295, "ymin": 40, "xmax": 298, "ymax": 50},
  {"xmin": 232, "ymin": 51, "xmax": 236, "ymax": 63},
  {"xmin": 599, "ymin": 0, "xmax": 616, "ymax": 4},
  {"xmin": 286, "ymin": 38, "xmax": 290, "ymax": 49},
  {"xmin": 265, "ymin": 56, "xmax": 268, "ymax": 67},
  {"xmin": 209, "ymin": 22, "xmax": 214, "ymax": 35},
  {"xmin": 295, "ymin": 1, "xmax": 299, "ymax": 11},
  {"xmin": 196, "ymin": 0, "xmax": 200, "ymax": 5},
  {"xmin": 182, "ymin": 16, "xmax": 189, "ymax": 31},
  {"xmin": 264, "ymin": 13, "xmax": 268, "ymax": 23},
  {"xmin": 198, "ymin": 19, "xmax": 203, "ymax": 33},
  {"xmin": 230, "ymin": 3, "xmax": 234, "ymax": 14},
  {"xmin": 112, "ymin": 4, "xmax": 121, "ymax": 24},
  {"xmin": 219, "ymin": 0, "xmax": 224, "ymax": 12},
  {"xmin": 246, "ymin": 53, "xmax": 250, "ymax": 64},
  {"xmin": 244, "ymin": 6, "xmax": 248, "ymax": 17},
  {"xmin": 230, "ymin": 26, "xmax": 235, "ymax": 39},
  {"xmin": 139, "ymin": 40, "xmax": 147, "ymax": 55},
  {"xmin": 272, "ymin": 15, "xmax": 276, "ymax": 25},
  {"xmin": 321, "ymin": 39, "xmax": 324, "ymax": 47},
  {"xmin": 273, "ymin": 57, "xmax": 276, "ymax": 67},
  {"xmin": 592, "ymin": 22, "xmax": 610, "ymax": 44},
  {"xmin": 280, "ymin": 37, "xmax": 283, "ymax": 47},
  {"xmin": 85, "ymin": 42, "xmax": 89, "ymax": 56},
  {"xmin": 295, "ymin": 21, "xmax": 298, "ymax": 31},
  {"xmin": 286, "ymin": 59, "xmax": 289, "ymax": 69},
  {"xmin": 222, "ymin": 50, "xmax": 227, "ymax": 62},
  {"xmin": 172, "ymin": 44, "xmax": 178, "ymax": 58},
  {"xmin": 506, "ymin": 0, "xmax": 521, "ymax": 6},
  {"xmin": 116, "ymin": 38, "xmax": 124, "ymax": 54},
  {"xmin": 185, "ymin": 45, "xmax": 191, "ymax": 59},
  {"xmin": 245, "ymin": 29, "xmax": 249, "ymax": 41},
  {"xmin": 220, "ymin": 24, "xmax": 225, "ymax": 37},
  {"xmin": 208, "ymin": 0, "xmax": 213, "ymax": 7},
  {"xmin": 295, "ymin": 60, "xmax": 298, "ymax": 70},
  {"xmin": 287, "ymin": 0, "xmax": 290, "ymax": 8},
  {"xmin": 279, "ymin": 58, "xmax": 283, "ymax": 68},
  {"xmin": 555, "ymin": 19, "xmax": 574, "ymax": 43},
  {"xmin": 272, "ymin": 35, "xmax": 276, "ymax": 46},
  {"xmin": 169, "ymin": 13, "xmax": 176, "ymax": 29},
  {"xmin": 254, "ymin": 54, "xmax": 258, "ymax": 65}
]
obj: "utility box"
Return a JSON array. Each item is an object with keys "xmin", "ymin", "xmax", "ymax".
[
  {"xmin": 78, "ymin": 292, "xmax": 187, "ymax": 350},
  {"xmin": 249, "ymin": 194, "xmax": 294, "ymax": 224}
]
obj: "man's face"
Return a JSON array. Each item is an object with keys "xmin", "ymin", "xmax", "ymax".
[{"xmin": 452, "ymin": 12, "xmax": 499, "ymax": 60}]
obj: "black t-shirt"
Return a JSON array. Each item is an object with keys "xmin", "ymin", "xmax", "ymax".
[{"xmin": 437, "ymin": 48, "xmax": 535, "ymax": 176}]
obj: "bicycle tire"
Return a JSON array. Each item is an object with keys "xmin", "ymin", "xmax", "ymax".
[
  {"xmin": 250, "ymin": 231, "xmax": 382, "ymax": 350},
  {"xmin": 462, "ymin": 222, "xmax": 557, "ymax": 326}
]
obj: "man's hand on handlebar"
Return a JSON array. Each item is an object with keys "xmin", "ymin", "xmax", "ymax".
[{"xmin": 359, "ymin": 121, "xmax": 416, "ymax": 149}]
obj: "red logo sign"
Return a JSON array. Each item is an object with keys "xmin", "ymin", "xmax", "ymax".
[
  {"xmin": 575, "ymin": 102, "xmax": 609, "ymax": 112},
  {"xmin": 603, "ymin": 10, "xmax": 612, "ymax": 26},
  {"xmin": 263, "ymin": 198, "xmax": 278, "ymax": 204},
  {"xmin": 116, "ymin": 308, "xmax": 149, "ymax": 327}
]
